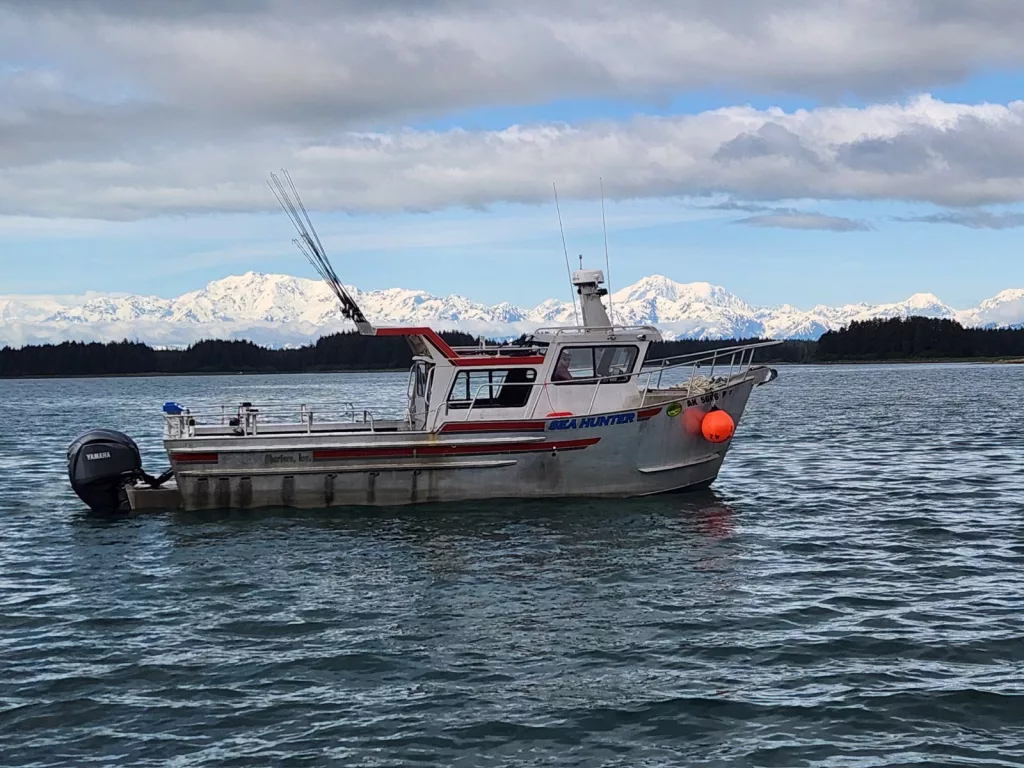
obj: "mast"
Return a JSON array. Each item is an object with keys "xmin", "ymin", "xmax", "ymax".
[{"xmin": 572, "ymin": 269, "xmax": 612, "ymax": 328}]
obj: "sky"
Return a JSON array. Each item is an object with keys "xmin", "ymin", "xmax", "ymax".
[{"xmin": 3, "ymin": 1, "xmax": 1024, "ymax": 310}]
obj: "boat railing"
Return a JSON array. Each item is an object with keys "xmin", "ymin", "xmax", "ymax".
[
  {"xmin": 531, "ymin": 324, "xmax": 660, "ymax": 338},
  {"xmin": 637, "ymin": 339, "xmax": 781, "ymax": 403},
  {"xmin": 447, "ymin": 345, "xmax": 548, "ymax": 357},
  {"xmin": 163, "ymin": 399, "xmax": 403, "ymax": 438},
  {"xmin": 643, "ymin": 339, "xmax": 782, "ymax": 368}
]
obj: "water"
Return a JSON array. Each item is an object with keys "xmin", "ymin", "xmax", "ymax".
[{"xmin": 2, "ymin": 365, "xmax": 1024, "ymax": 767}]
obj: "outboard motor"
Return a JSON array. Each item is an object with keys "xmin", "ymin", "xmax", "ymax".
[{"xmin": 67, "ymin": 429, "xmax": 171, "ymax": 514}]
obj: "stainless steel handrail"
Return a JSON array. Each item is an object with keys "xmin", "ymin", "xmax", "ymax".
[
  {"xmin": 643, "ymin": 339, "xmax": 782, "ymax": 367},
  {"xmin": 532, "ymin": 324, "xmax": 659, "ymax": 337}
]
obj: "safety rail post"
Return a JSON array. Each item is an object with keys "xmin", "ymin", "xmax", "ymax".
[
  {"xmin": 586, "ymin": 377, "xmax": 603, "ymax": 415},
  {"xmin": 655, "ymin": 358, "xmax": 668, "ymax": 389},
  {"xmin": 421, "ymin": 366, "xmax": 435, "ymax": 430}
]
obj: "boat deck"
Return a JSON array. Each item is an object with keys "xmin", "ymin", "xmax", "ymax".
[{"xmin": 191, "ymin": 419, "xmax": 408, "ymax": 437}]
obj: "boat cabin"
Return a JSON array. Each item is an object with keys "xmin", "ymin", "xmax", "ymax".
[{"xmin": 398, "ymin": 269, "xmax": 662, "ymax": 431}]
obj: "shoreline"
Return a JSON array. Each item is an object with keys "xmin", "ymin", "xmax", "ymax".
[
  {"xmin": 0, "ymin": 368, "xmax": 409, "ymax": 381},
  {"xmin": 3, "ymin": 357, "xmax": 1022, "ymax": 381},
  {"xmin": 811, "ymin": 357, "xmax": 1024, "ymax": 365}
]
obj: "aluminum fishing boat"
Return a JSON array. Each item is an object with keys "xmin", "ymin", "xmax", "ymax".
[
  {"xmin": 157, "ymin": 263, "xmax": 778, "ymax": 509},
  {"xmin": 66, "ymin": 175, "xmax": 778, "ymax": 513}
]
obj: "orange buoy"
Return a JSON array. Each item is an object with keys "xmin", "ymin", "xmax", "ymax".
[{"xmin": 701, "ymin": 409, "xmax": 735, "ymax": 443}]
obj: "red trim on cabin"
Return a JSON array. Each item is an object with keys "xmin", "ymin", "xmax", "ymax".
[
  {"xmin": 450, "ymin": 355, "xmax": 546, "ymax": 367},
  {"xmin": 375, "ymin": 326, "xmax": 459, "ymax": 358},
  {"xmin": 439, "ymin": 420, "xmax": 547, "ymax": 433},
  {"xmin": 312, "ymin": 437, "xmax": 598, "ymax": 461},
  {"xmin": 375, "ymin": 326, "xmax": 544, "ymax": 366},
  {"xmin": 171, "ymin": 452, "xmax": 219, "ymax": 463},
  {"xmin": 637, "ymin": 407, "xmax": 663, "ymax": 421}
]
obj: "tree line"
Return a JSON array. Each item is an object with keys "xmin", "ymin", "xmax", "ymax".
[
  {"xmin": 0, "ymin": 331, "xmax": 477, "ymax": 377},
  {"xmin": 1, "ymin": 317, "xmax": 1020, "ymax": 377},
  {"xmin": 816, "ymin": 316, "xmax": 1024, "ymax": 360}
]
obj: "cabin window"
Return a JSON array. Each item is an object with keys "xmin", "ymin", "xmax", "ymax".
[
  {"xmin": 551, "ymin": 345, "xmax": 639, "ymax": 384},
  {"xmin": 448, "ymin": 368, "xmax": 536, "ymax": 409},
  {"xmin": 414, "ymin": 362, "xmax": 431, "ymax": 397}
]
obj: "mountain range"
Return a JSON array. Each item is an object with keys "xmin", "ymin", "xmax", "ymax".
[{"xmin": 2, "ymin": 272, "xmax": 1023, "ymax": 348}]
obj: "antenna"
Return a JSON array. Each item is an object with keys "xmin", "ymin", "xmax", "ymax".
[
  {"xmin": 268, "ymin": 170, "xmax": 372, "ymax": 333},
  {"xmin": 600, "ymin": 177, "xmax": 613, "ymax": 325},
  {"xmin": 552, "ymin": 182, "xmax": 580, "ymax": 326}
]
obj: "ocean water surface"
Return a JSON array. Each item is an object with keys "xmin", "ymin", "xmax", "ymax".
[{"xmin": 2, "ymin": 365, "xmax": 1024, "ymax": 766}]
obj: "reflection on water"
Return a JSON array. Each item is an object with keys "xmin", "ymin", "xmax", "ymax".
[{"xmin": 3, "ymin": 366, "xmax": 1024, "ymax": 766}]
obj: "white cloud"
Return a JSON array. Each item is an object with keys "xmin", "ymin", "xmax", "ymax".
[
  {"xmin": 5, "ymin": 2, "xmax": 1024, "ymax": 219},
  {"xmin": 737, "ymin": 212, "xmax": 870, "ymax": 231},
  {"xmin": 5, "ymin": 1, "xmax": 1024, "ymax": 115},
  {"xmin": 899, "ymin": 210, "xmax": 1024, "ymax": 229},
  {"xmin": 2, "ymin": 96, "xmax": 1024, "ymax": 218}
]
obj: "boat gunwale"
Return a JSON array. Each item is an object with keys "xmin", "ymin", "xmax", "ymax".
[{"xmin": 164, "ymin": 434, "xmax": 550, "ymax": 453}]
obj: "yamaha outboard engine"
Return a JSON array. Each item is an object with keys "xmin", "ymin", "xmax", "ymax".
[{"xmin": 67, "ymin": 429, "xmax": 147, "ymax": 514}]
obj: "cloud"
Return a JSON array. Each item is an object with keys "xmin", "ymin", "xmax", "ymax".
[
  {"xmin": 7, "ymin": 1, "xmax": 1024, "ymax": 219},
  {"xmin": 737, "ymin": 212, "xmax": 870, "ymax": 231},
  {"xmin": 899, "ymin": 210, "xmax": 1024, "ymax": 229},
  {"xmin": 5, "ymin": 0, "xmax": 1024, "ymax": 117},
  {"xmin": 713, "ymin": 200, "xmax": 870, "ymax": 230},
  {"xmin": 4, "ymin": 95, "xmax": 1024, "ymax": 219}
]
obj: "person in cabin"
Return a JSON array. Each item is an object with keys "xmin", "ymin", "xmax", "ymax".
[{"xmin": 552, "ymin": 354, "xmax": 572, "ymax": 381}]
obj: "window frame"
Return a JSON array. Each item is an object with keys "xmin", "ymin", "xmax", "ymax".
[
  {"xmin": 446, "ymin": 367, "xmax": 538, "ymax": 409},
  {"xmin": 550, "ymin": 344, "xmax": 640, "ymax": 385}
]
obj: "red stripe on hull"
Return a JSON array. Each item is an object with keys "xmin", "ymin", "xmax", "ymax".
[
  {"xmin": 171, "ymin": 452, "xmax": 219, "ymax": 463},
  {"xmin": 439, "ymin": 420, "xmax": 546, "ymax": 433},
  {"xmin": 312, "ymin": 437, "xmax": 598, "ymax": 461},
  {"xmin": 637, "ymin": 407, "xmax": 663, "ymax": 421}
]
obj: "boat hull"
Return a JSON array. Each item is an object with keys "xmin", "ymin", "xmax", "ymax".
[{"xmin": 166, "ymin": 370, "xmax": 768, "ymax": 510}]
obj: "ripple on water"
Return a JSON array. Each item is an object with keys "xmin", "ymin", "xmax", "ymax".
[{"xmin": 2, "ymin": 366, "xmax": 1024, "ymax": 766}]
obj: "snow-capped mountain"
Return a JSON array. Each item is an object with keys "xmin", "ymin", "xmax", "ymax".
[
  {"xmin": 0, "ymin": 271, "xmax": 1019, "ymax": 348},
  {"xmin": 958, "ymin": 289, "xmax": 1024, "ymax": 329}
]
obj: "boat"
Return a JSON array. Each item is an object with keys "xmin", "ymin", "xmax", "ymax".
[{"xmin": 66, "ymin": 175, "xmax": 779, "ymax": 513}]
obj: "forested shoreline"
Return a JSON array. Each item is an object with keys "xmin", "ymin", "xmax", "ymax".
[
  {"xmin": 2, "ymin": 317, "xmax": 1022, "ymax": 378},
  {"xmin": 815, "ymin": 316, "xmax": 1024, "ymax": 360}
]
